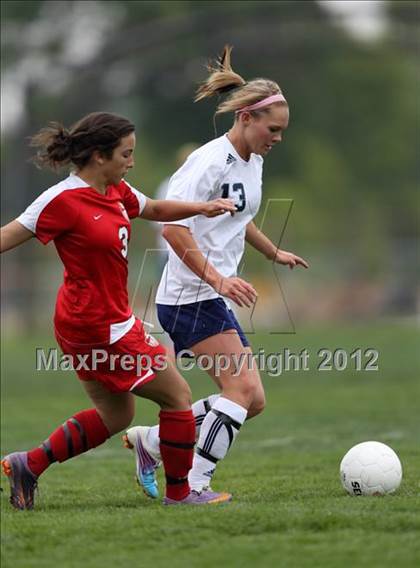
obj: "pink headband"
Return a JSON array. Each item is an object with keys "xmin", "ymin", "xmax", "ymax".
[{"xmin": 236, "ymin": 94, "xmax": 287, "ymax": 114}]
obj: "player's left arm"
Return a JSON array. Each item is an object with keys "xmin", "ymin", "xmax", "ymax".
[
  {"xmin": 245, "ymin": 221, "xmax": 309, "ymax": 270},
  {"xmin": 140, "ymin": 198, "xmax": 235, "ymax": 222}
]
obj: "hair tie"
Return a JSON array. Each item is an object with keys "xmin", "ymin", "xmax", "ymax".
[
  {"xmin": 218, "ymin": 81, "xmax": 246, "ymax": 95},
  {"xmin": 57, "ymin": 128, "xmax": 73, "ymax": 146}
]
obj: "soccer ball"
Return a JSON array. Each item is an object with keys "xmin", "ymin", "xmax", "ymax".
[{"xmin": 340, "ymin": 441, "xmax": 402, "ymax": 496}]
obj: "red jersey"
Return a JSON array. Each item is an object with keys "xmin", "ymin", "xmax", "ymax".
[{"xmin": 17, "ymin": 174, "xmax": 147, "ymax": 346}]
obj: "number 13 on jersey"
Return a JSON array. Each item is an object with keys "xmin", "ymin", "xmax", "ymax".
[{"xmin": 221, "ymin": 183, "xmax": 246, "ymax": 212}]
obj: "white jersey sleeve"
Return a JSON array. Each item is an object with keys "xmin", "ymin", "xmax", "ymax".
[
  {"xmin": 121, "ymin": 180, "xmax": 148, "ymax": 217},
  {"xmin": 16, "ymin": 175, "xmax": 87, "ymax": 244},
  {"xmin": 163, "ymin": 147, "xmax": 225, "ymax": 229}
]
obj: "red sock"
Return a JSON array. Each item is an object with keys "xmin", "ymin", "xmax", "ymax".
[
  {"xmin": 159, "ymin": 409, "xmax": 195, "ymax": 500},
  {"xmin": 27, "ymin": 409, "xmax": 110, "ymax": 477}
]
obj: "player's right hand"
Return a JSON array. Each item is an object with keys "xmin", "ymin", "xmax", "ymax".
[{"xmin": 217, "ymin": 276, "xmax": 257, "ymax": 308}]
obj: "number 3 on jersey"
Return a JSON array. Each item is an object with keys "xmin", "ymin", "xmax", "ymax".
[
  {"xmin": 221, "ymin": 182, "xmax": 246, "ymax": 212},
  {"xmin": 118, "ymin": 226, "xmax": 129, "ymax": 258}
]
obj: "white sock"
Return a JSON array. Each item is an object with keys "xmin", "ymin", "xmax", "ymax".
[
  {"xmin": 188, "ymin": 397, "xmax": 247, "ymax": 492},
  {"xmin": 145, "ymin": 394, "xmax": 220, "ymax": 458},
  {"xmin": 192, "ymin": 394, "xmax": 220, "ymax": 439}
]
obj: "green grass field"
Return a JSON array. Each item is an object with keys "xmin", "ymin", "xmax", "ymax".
[{"xmin": 1, "ymin": 323, "xmax": 419, "ymax": 568}]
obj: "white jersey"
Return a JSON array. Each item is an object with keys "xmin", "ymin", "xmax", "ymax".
[{"xmin": 156, "ymin": 134, "xmax": 263, "ymax": 305}]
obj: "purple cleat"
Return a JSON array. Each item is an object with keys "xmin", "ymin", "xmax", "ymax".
[
  {"xmin": 1, "ymin": 451, "xmax": 38, "ymax": 510},
  {"xmin": 163, "ymin": 489, "xmax": 232, "ymax": 506}
]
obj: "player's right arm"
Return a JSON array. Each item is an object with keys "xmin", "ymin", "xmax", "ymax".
[
  {"xmin": 162, "ymin": 224, "xmax": 257, "ymax": 308},
  {"xmin": 0, "ymin": 221, "xmax": 34, "ymax": 253}
]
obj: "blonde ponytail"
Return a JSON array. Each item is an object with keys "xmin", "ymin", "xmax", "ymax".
[
  {"xmin": 194, "ymin": 45, "xmax": 246, "ymax": 102},
  {"xmin": 195, "ymin": 45, "xmax": 285, "ymax": 116}
]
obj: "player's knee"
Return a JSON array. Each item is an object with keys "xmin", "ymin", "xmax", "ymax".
[
  {"xmin": 101, "ymin": 407, "xmax": 135, "ymax": 435},
  {"xmin": 231, "ymin": 376, "xmax": 259, "ymax": 409}
]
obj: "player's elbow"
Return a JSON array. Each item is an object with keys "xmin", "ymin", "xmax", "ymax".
[
  {"xmin": 161, "ymin": 224, "xmax": 173, "ymax": 242},
  {"xmin": 162, "ymin": 224, "xmax": 186, "ymax": 245}
]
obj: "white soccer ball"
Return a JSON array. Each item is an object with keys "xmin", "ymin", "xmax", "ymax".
[{"xmin": 340, "ymin": 441, "xmax": 402, "ymax": 496}]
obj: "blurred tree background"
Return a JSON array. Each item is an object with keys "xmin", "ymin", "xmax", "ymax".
[{"xmin": 1, "ymin": 0, "xmax": 419, "ymax": 333}]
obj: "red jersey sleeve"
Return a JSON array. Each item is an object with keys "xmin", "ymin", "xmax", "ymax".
[
  {"xmin": 17, "ymin": 186, "xmax": 79, "ymax": 244},
  {"xmin": 120, "ymin": 180, "xmax": 148, "ymax": 218}
]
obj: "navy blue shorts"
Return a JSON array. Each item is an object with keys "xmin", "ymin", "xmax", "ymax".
[{"xmin": 157, "ymin": 298, "xmax": 250, "ymax": 356}]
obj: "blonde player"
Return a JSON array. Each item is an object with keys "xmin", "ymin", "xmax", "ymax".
[{"xmin": 125, "ymin": 46, "xmax": 308, "ymax": 499}]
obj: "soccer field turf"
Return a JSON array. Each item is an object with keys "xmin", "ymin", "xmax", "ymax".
[{"xmin": 1, "ymin": 324, "xmax": 419, "ymax": 568}]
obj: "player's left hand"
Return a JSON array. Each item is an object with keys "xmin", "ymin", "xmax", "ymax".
[
  {"xmin": 202, "ymin": 198, "xmax": 236, "ymax": 218},
  {"xmin": 272, "ymin": 249, "xmax": 309, "ymax": 269}
]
